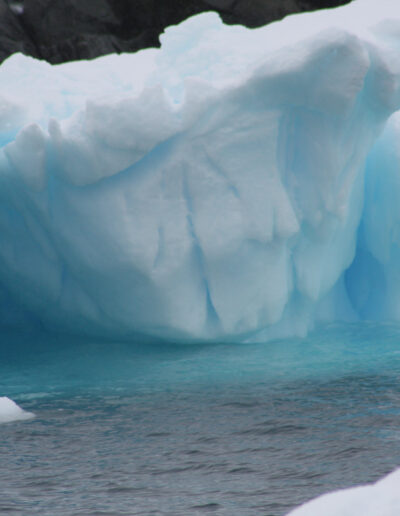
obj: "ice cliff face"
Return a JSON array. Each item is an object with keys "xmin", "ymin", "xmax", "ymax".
[{"xmin": 1, "ymin": 0, "xmax": 400, "ymax": 342}]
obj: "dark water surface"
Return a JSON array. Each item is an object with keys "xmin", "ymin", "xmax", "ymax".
[{"xmin": 1, "ymin": 323, "xmax": 400, "ymax": 515}]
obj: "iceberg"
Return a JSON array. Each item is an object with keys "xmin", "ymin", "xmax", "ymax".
[
  {"xmin": 287, "ymin": 469, "xmax": 400, "ymax": 516},
  {"xmin": 1, "ymin": 0, "xmax": 400, "ymax": 342},
  {"xmin": 0, "ymin": 396, "xmax": 34, "ymax": 423}
]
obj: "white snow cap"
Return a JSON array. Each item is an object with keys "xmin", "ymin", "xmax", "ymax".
[
  {"xmin": 287, "ymin": 469, "xmax": 400, "ymax": 516},
  {"xmin": 0, "ymin": 397, "xmax": 34, "ymax": 424}
]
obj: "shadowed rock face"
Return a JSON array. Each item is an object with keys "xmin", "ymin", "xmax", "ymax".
[
  {"xmin": 1, "ymin": 0, "xmax": 351, "ymax": 64},
  {"xmin": 0, "ymin": 0, "xmax": 36, "ymax": 62}
]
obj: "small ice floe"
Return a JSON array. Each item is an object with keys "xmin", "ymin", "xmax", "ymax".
[
  {"xmin": 287, "ymin": 469, "xmax": 400, "ymax": 516},
  {"xmin": 0, "ymin": 397, "xmax": 34, "ymax": 424}
]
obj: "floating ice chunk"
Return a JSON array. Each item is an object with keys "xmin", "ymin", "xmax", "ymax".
[
  {"xmin": 0, "ymin": 397, "xmax": 34, "ymax": 424},
  {"xmin": 287, "ymin": 469, "xmax": 400, "ymax": 516}
]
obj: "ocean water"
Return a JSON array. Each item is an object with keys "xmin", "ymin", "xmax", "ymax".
[{"xmin": 1, "ymin": 323, "xmax": 400, "ymax": 515}]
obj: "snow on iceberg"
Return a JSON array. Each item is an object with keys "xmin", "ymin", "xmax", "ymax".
[
  {"xmin": 0, "ymin": 397, "xmax": 34, "ymax": 424},
  {"xmin": 1, "ymin": 0, "xmax": 400, "ymax": 341},
  {"xmin": 287, "ymin": 469, "xmax": 400, "ymax": 516}
]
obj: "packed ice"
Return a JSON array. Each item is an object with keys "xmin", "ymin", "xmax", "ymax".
[
  {"xmin": 0, "ymin": 397, "xmax": 34, "ymax": 423},
  {"xmin": 1, "ymin": 0, "xmax": 400, "ymax": 341},
  {"xmin": 287, "ymin": 469, "xmax": 400, "ymax": 516}
]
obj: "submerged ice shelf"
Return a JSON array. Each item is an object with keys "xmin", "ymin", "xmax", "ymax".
[{"xmin": 1, "ymin": 0, "xmax": 400, "ymax": 342}]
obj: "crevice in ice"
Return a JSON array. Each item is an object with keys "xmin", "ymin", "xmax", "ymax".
[
  {"xmin": 181, "ymin": 171, "xmax": 220, "ymax": 331},
  {"xmin": 202, "ymin": 145, "xmax": 241, "ymax": 201},
  {"xmin": 344, "ymin": 243, "xmax": 387, "ymax": 320},
  {"xmin": 152, "ymin": 226, "xmax": 165, "ymax": 271}
]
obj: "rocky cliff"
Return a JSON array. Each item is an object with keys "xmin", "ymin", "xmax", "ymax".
[{"xmin": 1, "ymin": 0, "xmax": 351, "ymax": 64}]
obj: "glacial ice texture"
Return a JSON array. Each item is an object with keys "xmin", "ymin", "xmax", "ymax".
[
  {"xmin": 2, "ymin": 0, "xmax": 400, "ymax": 341},
  {"xmin": 287, "ymin": 469, "xmax": 400, "ymax": 516}
]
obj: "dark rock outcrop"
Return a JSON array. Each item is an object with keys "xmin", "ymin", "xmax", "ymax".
[
  {"xmin": 0, "ymin": 0, "xmax": 36, "ymax": 62},
  {"xmin": 1, "ymin": 0, "xmax": 351, "ymax": 64}
]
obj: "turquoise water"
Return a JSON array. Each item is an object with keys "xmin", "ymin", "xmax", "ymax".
[{"xmin": 1, "ymin": 323, "xmax": 400, "ymax": 515}]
